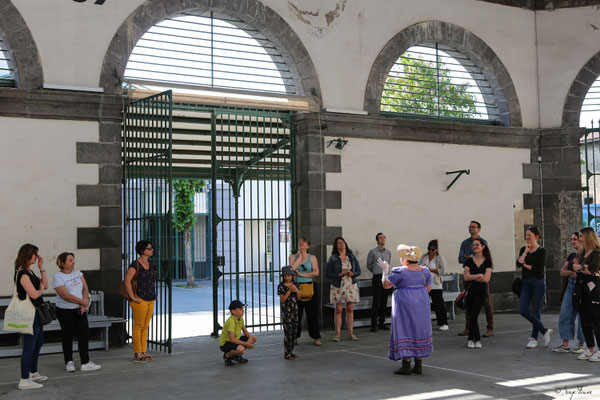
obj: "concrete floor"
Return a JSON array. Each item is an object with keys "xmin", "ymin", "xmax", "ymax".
[{"xmin": 1, "ymin": 312, "xmax": 599, "ymax": 400}]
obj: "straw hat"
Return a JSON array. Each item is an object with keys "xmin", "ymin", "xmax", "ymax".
[{"xmin": 397, "ymin": 244, "xmax": 422, "ymax": 263}]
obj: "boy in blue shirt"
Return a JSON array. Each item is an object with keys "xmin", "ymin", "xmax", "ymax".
[{"xmin": 219, "ymin": 300, "xmax": 257, "ymax": 366}]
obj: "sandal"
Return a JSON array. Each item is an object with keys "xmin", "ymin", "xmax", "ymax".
[
  {"xmin": 314, "ymin": 339, "xmax": 322, "ymax": 346},
  {"xmin": 133, "ymin": 354, "xmax": 150, "ymax": 363},
  {"xmin": 141, "ymin": 352, "xmax": 154, "ymax": 361},
  {"xmin": 292, "ymin": 353, "xmax": 299, "ymax": 358},
  {"xmin": 284, "ymin": 354, "xmax": 294, "ymax": 360}
]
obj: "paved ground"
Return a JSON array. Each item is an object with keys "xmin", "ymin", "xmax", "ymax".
[{"xmin": 1, "ymin": 312, "xmax": 599, "ymax": 400}]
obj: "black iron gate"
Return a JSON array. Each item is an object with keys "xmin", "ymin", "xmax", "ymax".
[
  {"xmin": 210, "ymin": 109, "xmax": 295, "ymax": 336},
  {"xmin": 123, "ymin": 90, "xmax": 173, "ymax": 353}
]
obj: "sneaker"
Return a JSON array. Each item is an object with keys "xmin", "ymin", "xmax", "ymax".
[
  {"xmin": 467, "ymin": 340, "xmax": 475, "ymax": 349},
  {"xmin": 526, "ymin": 338, "xmax": 538, "ymax": 349},
  {"xmin": 474, "ymin": 341, "xmax": 482, "ymax": 349},
  {"xmin": 65, "ymin": 361, "xmax": 76, "ymax": 372},
  {"xmin": 18, "ymin": 378, "xmax": 43, "ymax": 390},
  {"xmin": 333, "ymin": 336, "xmax": 340, "ymax": 342},
  {"xmin": 543, "ymin": 329, "xmax": 553, "ymax": 348},
  {"xmin": 577, "ymin": 350, "xmax": 593, "ymax": 360},
  {"xmin": 29, "ymin": 372, "xmax": 48, "ymax": 382},
  {"xmin": 439, "ymin": 325, "xmax": 449, "ymax": 331},
  {"xmin": 234, "ymin": 356, "xmax": 248, "ymax": 364},
  {"xmin": 224, "ymin": 357, "xmax": 234, "ymax": 367},
  {"xmin": 349, "ymin": 334, "xmax": 359, "ymax": 341},
  {"xmin": 589, "ymin": 352, "xmax": 600, "ymax": 362},
  {"xmin": 552, "ymin": 345, "xmax": 570, "ymax": 353},
  {"xmin": 573, "ymin": 343, "xmax": 586, "ymax": 354},
  {"xmin": 81, "ymin": 361, "xmax": 102, "ymax": 371}
]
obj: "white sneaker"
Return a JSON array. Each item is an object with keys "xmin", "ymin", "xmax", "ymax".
[
  {"xmin": 18, "ymin": 378, "xmax": 43, "ymax": 390},
  {"xmin": 526, "ymin": 338, "xmax": 538, "ymax": 349},
  {"xmin": 467, "ymin": 340, "xmax": 475, "ymax": 349},
  {"xmin": 573, "ymin": 343, "xmax": 586, "ymax": 354},
  {"xmin": 65, "ymin": 361, "xmax": 76, "ymax": 373},
  {"xmin": 29, "ymin": 372, "xmax": 48, "ymax": 382},
  {"xmin": 439, "ymin": 325, "xmax": 449, "ymax": 331},
  {"xmin": 81, "ymin": 361, "xmax": 102, "ymax": 371},
  {"xmin": 589, "ymin": 352, "xmax": 600, "ymax": 362},
  {"xmin": 474, "ymin": 341, "xmax": 482, "ymax": 349},
  {"xmin": 577, "ymin": 350, "xmax": 593, "ymax": 360},
  {"xmin": 543, "ymin": 329, "xmax": 553, "ymax": 348}
]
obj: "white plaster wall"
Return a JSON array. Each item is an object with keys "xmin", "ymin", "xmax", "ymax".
[
  {"xmin": 0, "ymin": 117, "xmax": 99, "ymax": 296},
  {"xmin": 11, "ymin": 0, "xmax": 539, "ymax": 126},
  {"xmin": 536, "ymin": 7, "xmax": 600, "ymax": 128},
  {"xmin": 324, "ymin": 137, "xmax": 531, "ymax": 276}
]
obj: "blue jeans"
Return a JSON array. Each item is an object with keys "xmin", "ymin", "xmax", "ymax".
[
  {"xmin": 21, "ymin": 314, "xmax": 43, "ymax": 379},
  {"xmin": 558, "ymin": 278, "xmax": 585, "ymax": 343},
  {"xmin": 519, "ymin": 276, "xmax": 547, "ymax": 339}
]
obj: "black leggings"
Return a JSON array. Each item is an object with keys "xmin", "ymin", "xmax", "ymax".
[
  {"xmin": 465, "ymin": 290, "xmax": 485, "ymax": 342},
  {"xmin": 580, "ymin": 306, "xmax": 600, "ymax": 349},
  {"xmin": 430, "ymin": 289, "xmax": 448, "ymax": 326},
  {"xmin": 56, "ymin": 307, "xmax": 90, "ymax": 364},
  {"xmin": 297, "ymin": 283, "xmax": 321, "ymax": 340}
]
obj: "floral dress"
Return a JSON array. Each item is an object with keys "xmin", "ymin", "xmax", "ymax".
[
  {"xmin": 278, "ymin": 282, "xmax": 300, "ymax": 357},
  {"xmin": 330, "ymin": 258, "xmax": 360, "ymax": 304}
]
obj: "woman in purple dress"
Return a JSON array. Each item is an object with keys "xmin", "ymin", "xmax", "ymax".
[{"xmin": 381, "ymin": 244, "xmax": 432, "ymax": 375}]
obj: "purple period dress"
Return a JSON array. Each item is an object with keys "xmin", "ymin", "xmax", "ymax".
[{"xmin": 387, "ymin": 266, "xmax": 433, "ymax": 360}]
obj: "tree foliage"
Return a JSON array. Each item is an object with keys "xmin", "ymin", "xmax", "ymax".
[
  {"xmin": 381, "ymin": 55, "xmax": 480, "ymax": 119},
  {"xmin": 173, "ymin": 179, "xmax": 205, "ymax": 232}
]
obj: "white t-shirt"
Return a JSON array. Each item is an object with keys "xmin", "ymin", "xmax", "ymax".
[{"xmin": 52, "ymin": 269, "xmax": 84, "ymax": 309}]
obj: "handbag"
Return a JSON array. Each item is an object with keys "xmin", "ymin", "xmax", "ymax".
[
  {"xmin": 118, "ymin": 261, "xmax": 139, "ymax": 301},
  {"xmin": 298, "ymin": 282, "xmax": 314, "ymax": 301},
  {"xmin": 455, "ymin": 289, "xmax": 468, "ymax": 310},
  {"xmin": 3, "ymin": 271, "xmax": 36, "ymax": 334},
  {"xmin": 512, "ymin": 277, "xmax": 522, "ymax": 298},
  {"xmin": 35, "ymin": 301, "xmax": 57, "ymax": 326}
]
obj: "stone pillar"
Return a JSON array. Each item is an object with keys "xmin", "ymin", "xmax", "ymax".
[{"xmin": 523, "ymin": 128, "xmax": 584, "ymax": 308}]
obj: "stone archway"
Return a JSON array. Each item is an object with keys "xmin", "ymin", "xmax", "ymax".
[
  {"xmin": 99, "ymin": 0, "xmax": 321, "ymax": 102},
  {"xmin": 364, "ymin": 21, "xmax": 521, "ymax": 127},
  {"xmin": 0, "ymin": 0, "xmax": 43, "ymax": 88},
  {"xmin": 562, "ymin": 52, "xmax": 600, "ymax": 127}
]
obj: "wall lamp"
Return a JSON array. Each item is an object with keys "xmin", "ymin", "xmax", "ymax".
[{"xmin": 327, "ymin": 138, "xmax": 348, "ymax": 150}]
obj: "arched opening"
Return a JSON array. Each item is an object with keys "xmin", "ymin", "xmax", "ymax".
[
  {"xmin": 380, "ymin": 43, "xmax": 500, "ymax": 124},
  {"xmin": 580, "ymin": 77, "xmax": 600, "ymax": 231},
  {"xmin": 0, "ymin": 31, "xmax": 15, "ymax": 87},
  {"xmin": 120, "ymin": 9, "xmax": 305, "ymax": 345},
  {"xmin": 365, "ymin": 21, "xmax": 521, "ymax": 126}
]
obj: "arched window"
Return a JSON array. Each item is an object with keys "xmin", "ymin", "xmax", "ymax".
[
  {"xmin": 124, "ymin": 11, "xmax": 298, "ymax": 95},
  {"xmin": 0, "ymin": 31, "xmax": 15, "ymax": 87},
  {"xmin": 580, "ymin": 77, "xmax": 600, "ymax": 128},
  {"xmin": 380, "ymin": 44, "xmax": 499, "ymax": 123}
]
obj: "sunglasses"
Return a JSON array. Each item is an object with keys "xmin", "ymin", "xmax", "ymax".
[
  {"xmin": 428, "ymin": 248, "xmax": 436, "ymax": 251},
  {"xmin": 146, "ymin": 246, "xmax": 153, "ymax": 251}
]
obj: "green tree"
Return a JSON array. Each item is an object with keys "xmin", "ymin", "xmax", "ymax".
[
  {"xmin": 381, "ymin": 55, "xmax": 480, "ymax": 119},
  {"xmin": 173, "ymin": 179, "xmax": 206, "ymax": 287}
]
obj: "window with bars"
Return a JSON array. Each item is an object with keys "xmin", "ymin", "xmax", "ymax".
[
  {"xmin": 580, "ymin": 78, "xmax": 600, "ymax": 128},
  {"xmin": 0, "ymin": 32, "xmax": 15, "ymax": 87},
  {"xmin": 380, "ymin": 43, "xmax": 499, "ymax": 123},
  {"xmin": 124, "ymin": 11, "xmax": 298, "ymax": 95}
]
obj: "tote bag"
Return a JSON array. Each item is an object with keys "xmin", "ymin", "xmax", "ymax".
[{"xmin": 3, "ymin": 274, "xmax": 36, "ymax": 335}]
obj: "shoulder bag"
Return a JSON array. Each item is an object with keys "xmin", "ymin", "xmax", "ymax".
[
  {"xmin": 35, "ymin": 301, "xmax": 57, "ymax": 326},
  {"xmin": 512, "ymin": 277, "xmax": 522, "ymax": 298},
  {"xmin": 118, "ymin": 261, "xmax": 139, "ymax": 301},
  {"xmin": 3, "ymin": 270, "xmax": 36, "ymax": 334}
]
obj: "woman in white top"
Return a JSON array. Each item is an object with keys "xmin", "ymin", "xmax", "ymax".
[
  {"xmin": 418, "ymin": 240, "xmax": 448, "ymax": 330},
  {"xmin": 53, "ymin": 252, "xmax": 101, "ymax": 372}
]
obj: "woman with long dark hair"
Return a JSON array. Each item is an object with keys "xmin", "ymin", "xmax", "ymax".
[
  {"xmin": 288, "ymin": 237, "xmax": 322, "ymax": 346},
  {"xmin": 516, "ymin": 226, "xmax": 552, "ymax": 349},
  {"xmin": 124, "ymin": 240, "xmax": 157, "ymax": 363},
  {"xmin": 463, "ymin": 238, "xmax": 493, "ymax": 349},
  {"xmin": 14, "ymin": 244, "xmax": 48, "ymax": 390},
  {"xmin": 326, "ymin": 237, "xmax": 361, "ymax": 342}
]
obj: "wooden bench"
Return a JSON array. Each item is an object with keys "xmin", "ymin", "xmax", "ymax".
[
  {"xmin": 0, "ymin": 291, "xmax": 124, "ymax": 357},
  {"xmin": 324, "ymin": 274, "xmax": 461, "ymax": 328}
]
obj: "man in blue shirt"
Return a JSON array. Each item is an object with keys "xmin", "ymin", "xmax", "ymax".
[{"xmin": 458, "ymin": 221, "xmax": 494, "ymax": 337}]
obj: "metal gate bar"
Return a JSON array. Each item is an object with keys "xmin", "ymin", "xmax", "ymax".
[{"xmin": 123, "ymin": 90, "xmax": 173, "ymax": 353}]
